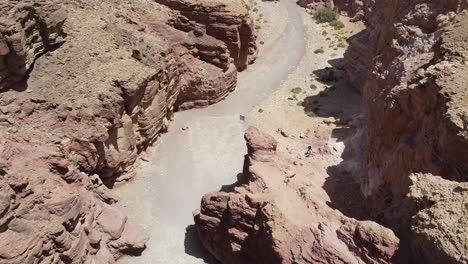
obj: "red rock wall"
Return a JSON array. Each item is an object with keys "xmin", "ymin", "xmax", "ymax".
[
  {"xmin": 297, "ymin": 0, "xmax": 373, "ymax": 21},
  {"xmin": 156, "ymin": 0, "xmax": 258, "ymax": 71},
  {"xmin": 344, "ymin": 1, "xmax": 468, "ymax": 262},
  {"xmin": 0, "ymin": 0, "xmax": 258, "ymax": 263}
]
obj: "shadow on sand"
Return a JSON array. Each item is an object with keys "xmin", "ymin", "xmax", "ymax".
[
  {"xmin": 183, "ymin": 173, "xmax": 245, "ymax": 264},
  {"xmin": 303, "ymin": 58, "xmax": 410, "ymax": 263},
  {"xmin": 184, "ymin": 225, "xmax": 219, "ymax": 264},
  {"xmin": 301, "ymin": 58, "xmax": 369, "ymax": 220}
]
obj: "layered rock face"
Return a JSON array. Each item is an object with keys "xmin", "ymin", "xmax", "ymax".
[
  {"xmin": 0, "ymin": 0, "xmax": 256, "ymax": 263},
  {"xmin": 0, "ymin": 0, "xmax": 67, "ymax": 91},
  {"xmin": 352, "ymin": 1, "xmax": 468, "ymax": 220},
  {"xmin": 194, "ymin": 127, "xmax": 399, "ymax": 264},
  {"xmin": 0, "ymin": 140, "xmax": 147, "ymax": 263},
  {"xmin": 157, "ymin": 0, "xmax": 258, "ymax": 71},
  {"xmin": 297, "ymin": 0, "xmax": 372, "ymax": 21},
  {"xmin": 343, "ymin": 1, "xmax": 468, "ymax": 262}
]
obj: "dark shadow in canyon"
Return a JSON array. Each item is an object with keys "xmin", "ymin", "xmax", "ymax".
[
  {"xmin": 301, "ymin": 58, "xmax": 369, "ymax": 220},
  {"xmin": 184, "ymin": 225, "xmax": 219, "ymax": 264},
  {"xmin": 304, "ymin": 58, "xmax": 411, "ymax": 264}
]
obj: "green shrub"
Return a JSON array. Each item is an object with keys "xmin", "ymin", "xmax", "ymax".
[
  {"xmin": 322, "ymin": 30, "xmax": 328, "ymax": 36},
  {"xmin": 337, "ymin": 41, "xmax": 346, "ymax": 48},
  {"xmin": 258, "ymin": 108, "xmax": 264, "ymax": 113},
  {"xmin": 291, "ymin": 87, "xmax": 302, "ymax": 94},
  {"xmin": 255, "ymin": 25, "xmax": 261, "ymax": 30},
  {"xmin": 260, "ymin": 40, "xmax": 265, "ymax": 45},
  {"xmin": 330, "ymin": 20, "xmax": 345, "ymax": 30},
  {"xmin": 297, "ymin": 101, "xmax": 304, "ymax": 107},
  {"xmin": 314, "ymin": 47, "xmax": 325, "ymax": 54},
  {"xmin": 314, "ymin": 7, "xmax": 337, "ymax": 23},
  {"xmin": 310, "ymin": 84, "xmax": 317, "ymax": 90}
]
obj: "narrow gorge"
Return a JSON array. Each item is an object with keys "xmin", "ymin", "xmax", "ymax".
[{"xmin": 0, "ymin": 0, "xmax": 466, "ymax": 264}]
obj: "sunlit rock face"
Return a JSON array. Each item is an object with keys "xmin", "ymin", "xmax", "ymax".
[
  {"xmin": 194, "ymin": 127, "xmax": 399, "ymax": 264},
  {"xmin": 344, "ymin": 1, "xmax": 468, "ymax": 263},
  {"xmin": 0, "ymin": 0, "xmax": 257, "ymax": 262}
]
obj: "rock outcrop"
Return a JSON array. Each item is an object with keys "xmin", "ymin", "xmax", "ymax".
[
  {"xmin": 350, "ymin": 1, "xmax": 468, "ymax": 221},
  {"xmin": 406, "ymin": 174, "xmax": 468, "ymax": 264},
  {"xmin": 0, "ymin": 140, "xmax": 148, "ymax": 263},
  {"xmin": 0, "ymin": 0, "xmax": 67, "ymax": 91},
  {"xmin": 157, "ymin": 0, "xmax": 258, "ymax": 71},
  {"xmin": 0, "ymin": 0, "xmax": 257, "ymax": 262},
  {"xmin": 297, "ymin": 0, "xmax": 372, "ymax": 21},
  {"xmin": 194, "ymin": 127, "xmax": 399, "ymax": 264},
  {"xmin": 343, "ymin": 1, "xmax": 468, "ymax": 263}
]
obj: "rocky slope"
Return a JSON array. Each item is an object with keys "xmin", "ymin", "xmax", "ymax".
[
  {"xmin": 0, "ymin": 0, "xmax": 256, "ymax": 263},
  {"xmin": 296, "ymin": 0, "xmax": 372, "ymax": 21},
  {"xmin": 343, "ymin": 1, "xmax": 468, "ymax": 263},
  {"xmin": 194, "ymin": 127, "xmax": 399, "ymax": 264}
]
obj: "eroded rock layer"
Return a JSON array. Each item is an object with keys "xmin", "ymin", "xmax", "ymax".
[
  {"xmin": 157, "ymin": 0, "xmax": 258, "ymax": 71},
  {"xmin": 0, "ymin": 0, "xmax": 67, "ymax": 91},
  {"xmin": 194, "ymin": 127, "xmax": 399, "ymax": 264},
  {"xmin": 297, "ymin": 0, "xmax": 372, "ymax": 21},
  {"xmin": 0, "ymin": 0, "xmax": 256, "ymax": 263},
  {"xmin": 343, "ymin": 1, "xmax": 468, "ymax": 262},
  {"xmin": 406, "ymin": 174, "xmax": 468, "ymax": 264}
]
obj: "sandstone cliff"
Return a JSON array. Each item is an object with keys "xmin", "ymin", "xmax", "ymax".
[
  {"xmin": 0, "ymin": 0, "xmax": 67, "ymax": 91},
  {"xmin": 156, "ymin": 0, "xmax": 258, "ymax": 71},
  {"xmin": 0, "ymin": 0, "xmax": 257, "ymax": 262},
  {"xmin": 296, "ymin": 0, "xmax": 372, "ymax": 21},
  {"xmin": 194, "ymin": 127, "xmax": 399, "ymax": 264},
  {"xmin": 343, "ymin": 1, "xmax": 468, "ymax": 263}
]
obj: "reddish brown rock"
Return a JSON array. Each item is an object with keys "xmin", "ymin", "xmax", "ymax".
[
  {"xmin": 0, "ymin": 0, "xmax": 67, "ymax": 90},
  {"xmin": 343, "ymin": 2, "xmax": 468, "ymax": 263},
  {"xmin": 0, "ymin": 141, "xmax": 148, "ymax": 264},
  {"xmin": 0, "ymin": 0, "xmax": 258, "ymax": 262},
  {"xmin": 297, "ymin": 0, "xmax": 372, "ymax": 21},
  {"xmin": 157, "ymin": 0, "xmax": 258, "ymax": 71},
  {"xmin": 194, "ymin": 127, "xmax": 399, "ymax": 264}
]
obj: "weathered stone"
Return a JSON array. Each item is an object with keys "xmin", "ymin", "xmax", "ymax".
[{"xmin": 194, "ymin": 127, "xmax": 399, "ymax": 263}]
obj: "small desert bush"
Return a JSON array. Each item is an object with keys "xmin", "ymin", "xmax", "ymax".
[
  {"xmin": 314, "ymin": 47, "xmax": 325, "ymax": 54},
  {"xmin": 314, "ymin": 7, "xmax": 345, "ymax": 31},
  {"xmin": 310, "ymin": 84, "xmax": 317, "ymax": 90},
  {"xmin": 330, "ymin": 20, "xmax": 345, "ymax": 30},
  {"xmin": 291, "ymin": 87, "xmax": 302, "ymax": 94},
  {"xmin": 314, "ymin": 7, "xmax": 337, "ymax": 23}
]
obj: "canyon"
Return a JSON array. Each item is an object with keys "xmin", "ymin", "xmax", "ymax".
[{"xmin": 0, "ymin": 0, "xmax": 467, "ymax": 264}]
